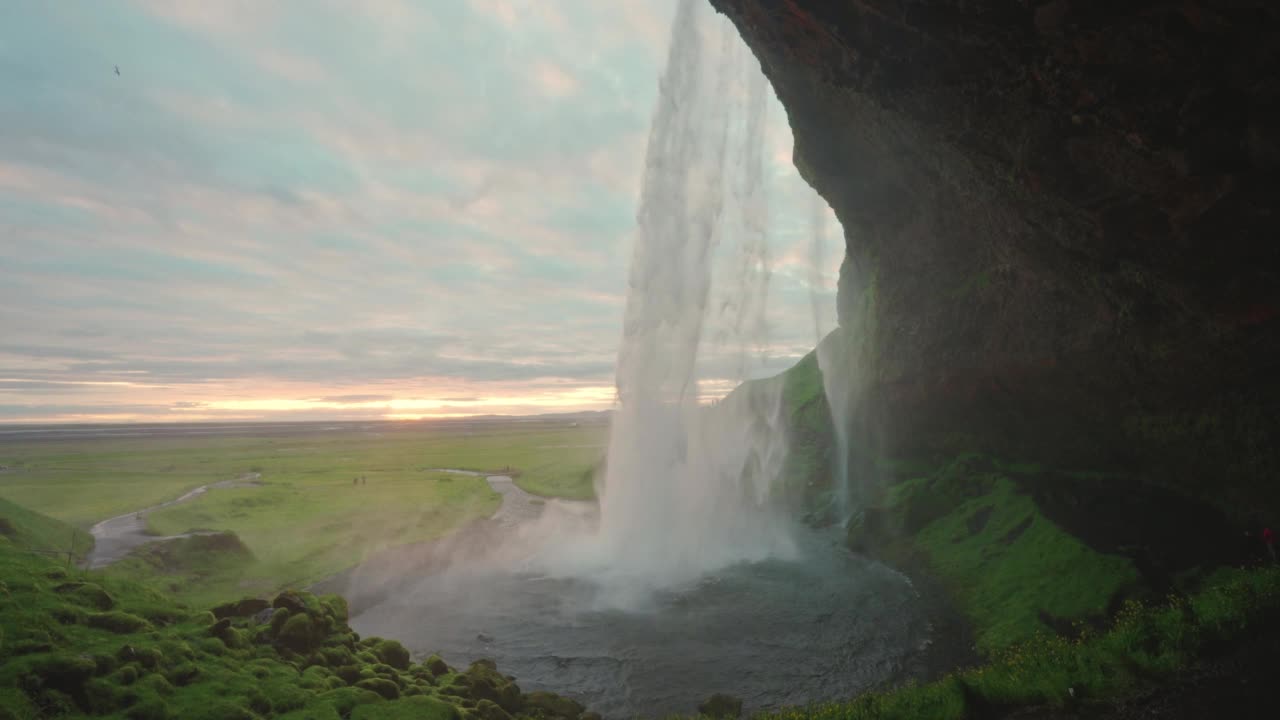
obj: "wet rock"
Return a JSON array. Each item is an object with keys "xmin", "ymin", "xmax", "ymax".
[
  {"xmin": 846, "ymin": 507, "xmax": 892, "ymax": 554},
  {"xmin": 252, "ymin": 607, "xmax": 275, "ymax": 625},
  {"xmin": 697, "ymin": 693, "xmax": 743, "ymax": 719}
]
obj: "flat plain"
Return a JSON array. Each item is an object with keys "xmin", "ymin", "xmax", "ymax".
[{"xmin": 0, "ymin": 416, "xmax": 608, "ymax": 603}]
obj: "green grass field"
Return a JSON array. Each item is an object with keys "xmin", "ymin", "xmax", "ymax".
[{"xmin": 0, "ymin": 418, "xmax": 608, "ymax": 604}]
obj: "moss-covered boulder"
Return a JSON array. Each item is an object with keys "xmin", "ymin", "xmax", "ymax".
[
  {"xmin": 423, "ymin": 654, "xmax": 450, "ymax": 677},
  {"xmin": 475, "ymin": 698, "xmax": 514, "ymax": 720},
  {"xmin": 373, "ymin": 639, "xmax": 412, "ymax": 670},
  {"xmin": 524, "ymin": 690, "xmax": 585, "ymax": 720},
  {"xmin": 355, "ymin": 677, "xmax": 400, "ymax": 700},
  {"xmin": 278, "ymin": 612, "xmax": 323, "ymax": 653},
  {"xmin": 88, "ymin": 611, "xmax": 150, "ymax": 634},
  {"xmin": 54, "ymin": 581, "xmax": 115, "ymax": 610},
  {"xmin": 116, "ymin": 645, "xmax": 163, "ymax": 669},
  {"xmin": 125, "ymin": 697, "xmax": 171, "ymax": 720},
  {"xmin": 272, "ymin": 590, "xmax": 312, "ymax": 616},
  {"xmin": 211, "ymin": 597, "xmax": 269, "ymax": 620},
  {"xmin": 24, "ymin": 653, "xmax": 97, "ymax": 695},
  {"xmin": 463, "ymin": 660, "xmax": 521, "ymax": 713}
]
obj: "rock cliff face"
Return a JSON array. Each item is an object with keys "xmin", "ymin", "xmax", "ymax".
[{"xmin": 711, "ymin": 0, "xmax": 1280, "ymax": 516}]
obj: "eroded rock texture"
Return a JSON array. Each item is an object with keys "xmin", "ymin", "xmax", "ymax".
[{"xmin": 710, "ymin": 0, "xmax": 1280, "ymax": 514}]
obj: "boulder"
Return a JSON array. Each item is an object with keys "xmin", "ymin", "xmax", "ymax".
[
  {"xmin": 54, "ymin": 582, "xmax": 115, "ymax": 610},
  {"xmin": 524, "ymin": 690, "xmax": 585, "ymax": 720},
  {"xmin": 211, "ymin": 597, "xmax": 269, "ymax": 620}
]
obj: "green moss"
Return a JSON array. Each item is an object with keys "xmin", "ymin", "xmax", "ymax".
[
  {"xmin": 915, "ymin": 477, "xmax": 1139, "ymax": 652},
  {"xmin": 351, "ymin": 694, "xmax": 460, "ymax": 720},
  {"xmin": 125, "ymin": 696, "xmax": 171, "ymax": 720},
  {"xmin": 278, "ymin": 612, "xmax": 322, "ymax": 653},
  {"xmin": 355, "ymin": 677, "xmax": 401, "ymax": 700},
  {"xmin": 0, "ymin": 496, "xmax": 93, "ymax": 562},
  {"xmin": 87, "ymin": 610, "xmax": 151, "ymax": 634},
  {"xmin": 753, "ymin": 567, "xmax": 1280, "ymax": 720},
  {"xmin": 373, "ymin": 638, "xmax": 412, "ymax": 670}
]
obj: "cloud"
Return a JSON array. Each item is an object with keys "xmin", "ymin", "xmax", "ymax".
[
  {"xmin": 0, "ymin": 0, "xmax": 842, "ymax": 423},
  {"xmin": 316, "ymin": 394, "xmax": 393, "ymax": 404}
]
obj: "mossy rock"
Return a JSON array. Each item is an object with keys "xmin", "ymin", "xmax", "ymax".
[
  {"xmin": 273, "ymin": 589, "xmax": 316, "ymax": 616},
  {"xmin": 350, "ymin": 695, "xmax": 461, "ymax": 720},
  {"xmin": 524, "ymin": 691, "xmax": 584, "ymax": 720},
  {"xmin": 278, "ymin": 612, "xmax": 323, "ymax": 653},
  {"xmin": 88, "ymin": 611, "xmax": 150, "ymax": 634},
  {"xmin": 157, "ymin": 639, "xmax": 193, "ymax": 662},
  {"xmin": 355, "ymin": 677, "xmax": 401, "ymax": 700},
  {"xmin": 697, "ymin": 693, "xmax": 742, "ymax": 719},
  {"xmin": 211, "ymin": 597, "xmax": 270, "ymax": 620},
  {"xmin": 270, "ymin": 607, "xmax": 293, "ymax": 634},
  {"xmin": 321, "ymin": 645, "xmax": 355, "ymax": 667},
  {"xmin": 474, "ymin": 698, "xmax": 512, "ymax": 720},
  {"xmin": 164, "ymin": 662, "xmax": 200, "ymax": 687},
  {"xmin": 125, "ymin": 697, "xmax": 171, "ymax": 720},
  {"xmin": 113, "ymin": 664, "xmax": 140, "ymax": 685},
  {"xmin": 137, "ymin": 673, "xmax": 173, "ymax": 697},
  {"xmin": 11, "ymin": 640, "xmax": 54, "ymax": 656},
  {"xmin": 317, "ymin": 687, "xmax": 385, "ymax": 715},
  {"xmin": 88, "ymin": 652, "xmax": 117, "ymax": 676},
  {"xmin": 321, "ymin": 594, "xmax": 349, "ymax": 622},
  {"xmin": 50, "ymin": 604, "xmax": 87, "ymax": 626},
  {"xmin": 373, "ymin": 639, "xmax": 412, "ymax": 670},
  {"xmin": 247, "ymin": 688, "xmax": 273, "ymax": 715},
  {"xmin": 117, "ymin": 645, "xmax": 163, "ymax": 669},
  {"xmin": 216, "ymin": 626, "xmax": 247, "ymax": 650},
  {"xmin": 334, "ymin": 664, "xmax": 362, "ymax": 685},
  {"xmin": 54, "ymin": 581, "xmax": 115, "ymax": 610},
  {"xmin": 467, "ymin": 660, "xmax": 522, "ymax": 711},
  {"xmin": 183, "ymin": 699, "xmax": 256, "ymax": 720},
  {"xmin": 24, "ymin": 653, "xmax": 97, "ymax": 694}
]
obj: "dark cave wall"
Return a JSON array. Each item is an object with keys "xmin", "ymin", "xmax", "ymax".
[{"xmin": 711, "ymin": 0, "xmax": 1280, "ymax": 516}]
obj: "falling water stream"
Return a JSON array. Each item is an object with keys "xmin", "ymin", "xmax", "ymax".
[{"xmin": 349, "ymin": 2, "xmax": 928, "ymax": 715}]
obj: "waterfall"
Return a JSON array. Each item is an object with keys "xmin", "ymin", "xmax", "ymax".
[
  {"xmin": 538, "ymin": 0, "xmax": 795, "ymax": 605},
  {"xmin": 816, "ymin": 327, "xmax": 852, "ymax": 524}
]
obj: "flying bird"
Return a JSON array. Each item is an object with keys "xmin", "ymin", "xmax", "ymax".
[{"xmin": 114, "ymin": 65, "xmax": 120, "ymax": 76}]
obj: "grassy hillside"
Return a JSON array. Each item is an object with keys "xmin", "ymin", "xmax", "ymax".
[
  {"xmin": 0, "ymin": 495, "xmax": 93, "ymax": 565},
  {"xmin": 0, "ymin": 501, "xmax": 600, "ymax": 720}
]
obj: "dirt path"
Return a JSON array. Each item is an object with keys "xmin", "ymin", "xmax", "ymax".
[{"xmin": 85, "ymin": 473, "xmax": 261, "ymax": 569}]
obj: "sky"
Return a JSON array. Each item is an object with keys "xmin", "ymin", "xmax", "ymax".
[{"xmin": 0, "ymin": 0, "xmax": 840, "ymax": 424}]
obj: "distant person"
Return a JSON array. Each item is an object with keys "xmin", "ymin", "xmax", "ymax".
[
  {"xmin": 353, "ymin": 477, "xmax": 358, "ymax": 486},
  {"xmin": 1265, "ymin": 527, "xmax": 1276, "ymax": 564}
]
